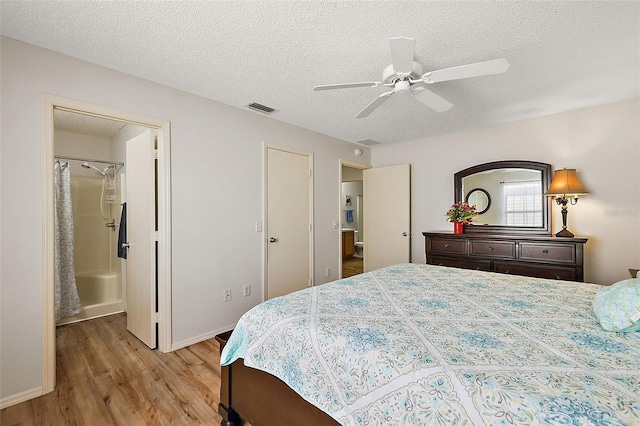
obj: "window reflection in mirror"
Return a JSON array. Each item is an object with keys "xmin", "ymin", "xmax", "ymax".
[{"xmin": 462, "ymin": 169, "xmax": 542, "ymax": 226}]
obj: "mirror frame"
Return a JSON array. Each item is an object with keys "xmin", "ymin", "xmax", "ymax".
[
  {"xmin": 454, "ymin": 160, "xmax": 552, "ymax": 235},
  {"xmin": 465, "ymin": 188, "xmax": 491, "ymax": 215}
]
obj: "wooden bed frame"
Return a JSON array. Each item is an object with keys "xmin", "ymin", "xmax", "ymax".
[{"xmin": 216, "ymin": 331, "xmax": 339, "ymax": 426}]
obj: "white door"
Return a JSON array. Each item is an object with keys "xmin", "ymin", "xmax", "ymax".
[
  {"xmin": 363, "ymin": 164, "xmax": 411, "ymax": 272},
  {"xmin": 125, "ymin": 129, "xmax": 157, "ymax": 348},
  {"xmin": 266, "ymin": 146, "xmax": 313, "ymax": 299}
]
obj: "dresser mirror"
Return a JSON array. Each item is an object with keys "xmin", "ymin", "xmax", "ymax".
[{"xmin": 454, "ymin": 160, "xmax": 552, "ymax": 235}]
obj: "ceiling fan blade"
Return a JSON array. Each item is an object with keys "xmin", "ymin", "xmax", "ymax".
[
  {"xmin": 313, "ymin": 82, "xmax": 379, "ymax": 91},
  {"xmin": 412, "ymin": 87, "xmax": 453, "ymax": 113},
  {"xmin": 424, "ymin": 58, "xmax": 509, "ymax": 83},
  {"xmin": 355, "ymin": 90, "xmax": 394, "ymax": 118},
  {"xmin": 389, "ymin": 37, "xmax": 416, "ymax": 75}
]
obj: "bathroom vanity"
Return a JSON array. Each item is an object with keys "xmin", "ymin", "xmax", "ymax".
[{"xmin": 342, "ymin": 229, "xmax": 355, "ymax": 259}]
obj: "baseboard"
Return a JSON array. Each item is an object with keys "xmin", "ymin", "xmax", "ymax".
[
  {"xmin": 171, "ymin": 324, "xmax": 236, "ymax": 351},
  {"xmin": 0, "ymin": 387, "xmax": 43, "ymax": 410}
]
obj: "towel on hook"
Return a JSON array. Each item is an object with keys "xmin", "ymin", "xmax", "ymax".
[
  {"xmin": 346, "ymin": 210, "xmax": 354, "ymax": 223},
  {"xmin": 117, "ymin": 203, "xmax": 127, "ymax": 259}
]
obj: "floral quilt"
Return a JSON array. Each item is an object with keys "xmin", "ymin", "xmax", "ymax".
[{"xmin": 220, "ymin": 263, "xmax": 640, "ymax": 425}]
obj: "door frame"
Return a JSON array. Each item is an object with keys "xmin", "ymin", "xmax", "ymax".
[
  {"xmin": 338, "ymin": 160, "xmax": 370, "ymax": 278},
  {"xmin": 263, "ymin": 142, "xmax": 314, "ymax": 300},
  {"xmin": 42, "ymin": 94, "xmax": 172, "ymax": 394}
]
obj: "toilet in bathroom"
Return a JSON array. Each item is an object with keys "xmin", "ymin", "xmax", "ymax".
[{"xmin": 354, "ymin": 241, "xmax": 364, "ymax": 258}]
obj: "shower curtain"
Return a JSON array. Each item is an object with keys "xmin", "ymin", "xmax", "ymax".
[{"xmin": 54, "ymin": 161, "xmax": 82, "ymax": 321}]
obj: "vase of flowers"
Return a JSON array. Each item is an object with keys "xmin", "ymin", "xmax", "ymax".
[{"xmin": 445, "ymin": 202, "xmax": 478, "ymax": 234}]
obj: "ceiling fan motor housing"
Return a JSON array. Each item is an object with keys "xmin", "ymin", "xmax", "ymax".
[
  {"xmin": 382, "ymin": 62, "xmax": 423, "ymax": 84},
  {"xmin": 395, "ymin": 80, "xmax": 411, "ymax": 93}
]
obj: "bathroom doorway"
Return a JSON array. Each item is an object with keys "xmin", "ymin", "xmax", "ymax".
[
  {"xmin": 53, "ymin": 112, "xmax": 129, "ymax": 327},
  {"xmin": 42, "ymin": 95, "xmax": 172, "ymax": 394},
  {"xmin": 340, "ymin": 160, "xmax": 369, "ymax": 278}
]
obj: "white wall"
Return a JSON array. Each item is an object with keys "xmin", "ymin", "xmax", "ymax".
[
  {"xmin": 54, "ymin": 129, "xmax": 111, "ymax": 176},
  {"xmin": 372, "ymin": 98, "xmax": 640, "ymax": 286},
  {"xmin": 0, "ymin": 36, "xmax": 370, "ymax": 402}
]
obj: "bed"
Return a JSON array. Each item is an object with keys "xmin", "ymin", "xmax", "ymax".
[{"xmin": 218, "ymin": 263, "xmax": 640, "ymax": 425}]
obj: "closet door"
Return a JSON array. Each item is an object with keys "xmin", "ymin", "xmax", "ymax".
[
  {"xmin": 265, "ymin": 145, "xmax": 313, "ymax": 299},
  {"xmin": 125, "ymin": 129, "xmax": 157, "ymax": 349}
]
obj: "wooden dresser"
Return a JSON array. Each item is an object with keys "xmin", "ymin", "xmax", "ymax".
[{"xmin": 423, "ymin": 232, "xmax": 588, "ymax": 282}]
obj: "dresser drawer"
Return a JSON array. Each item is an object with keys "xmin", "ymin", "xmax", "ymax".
[
  {"xmin": 470, "ymin": 240, "xmax": 515, "ymax": 259},
  {"xmin": 519, "ymin": 243, "xmax": 576, "ymax": 264},
  {"xmin": 428, "ymin": 238, "xmax": 467, "ymax": 255},
  {"xmin": 429, "ymin": 256, "xmax": 491, "ymax": 271},
  {"xmin": 423, "ymin": 232, "xmax": 586, "ymax": 282},
  {"xmin": 494, "ymin": 262, "xmax": 577, "ymax": 281}
]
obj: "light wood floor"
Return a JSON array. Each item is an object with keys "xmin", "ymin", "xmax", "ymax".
[
  {"xmin": 1, "ymin": 313, "xmax": 224, "ymax": 425},
  {"xmin": 342, "ymin": 256, "xmax": 363, "ymax": 278}
]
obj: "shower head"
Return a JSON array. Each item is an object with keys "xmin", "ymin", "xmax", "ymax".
[{"xmin": 81, "ymin": 162, "xmax": 106, "ymax": 176}]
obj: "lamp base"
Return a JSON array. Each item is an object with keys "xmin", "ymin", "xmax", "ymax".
[{"xmin": 555, "ymin": 228, "xmax": 575, "ymax": 238}]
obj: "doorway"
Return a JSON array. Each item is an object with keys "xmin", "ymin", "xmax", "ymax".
[
  {"xmin": 42, "ymin": 95, "xmax": 172, "ymax": 394},
  {"xmin": 53, "ymin": 116, "xmax": 129, "ymax": 327},
  {"xmin": 339, "ymin": 162, "xmax": 411, "ymax": 276},
  {"xmin": 340, "ymin": 160, "xmax": 369, "ymax": 278}
]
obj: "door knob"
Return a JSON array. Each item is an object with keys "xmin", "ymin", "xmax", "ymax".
[
  {"xmin": 402, "ymin": 232, "xmax": 409, "ymax": 237},
  {"xmin": 269, "ymin": 237, "xmax": 278, "ymax": 243},
  {"xmin": 121, "ymin": 242, "xmax": 130, "ymax": 249}
]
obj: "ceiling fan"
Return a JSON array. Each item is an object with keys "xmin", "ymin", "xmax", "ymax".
[{"xmin": 313, "ymin": 37, "xmax": 509, "ymax": 118}]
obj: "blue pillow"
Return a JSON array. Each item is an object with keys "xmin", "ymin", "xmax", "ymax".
[{"xmin": 593, "ymin": 279, "xmax": 640, "ymax": 332}]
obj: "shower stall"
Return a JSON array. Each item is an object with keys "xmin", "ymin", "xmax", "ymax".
[{"xmin": 55, "ymin": 155, "xmax": 125, "ymax": 325}]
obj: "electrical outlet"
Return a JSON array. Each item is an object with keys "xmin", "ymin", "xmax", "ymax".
[
  {"xmin": 326, "ymin": 267, "xmax": 331, "ymax": 277},
  {"xmin": 243, "ymin": 285, "xmax": 251, "ymax": 297},
  {"xmin": 224, "ymin": 289, "xmax": 231, "ymax": 302}
]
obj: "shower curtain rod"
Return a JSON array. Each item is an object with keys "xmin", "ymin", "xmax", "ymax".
[{"xmin": 54, "ymin": 155, "xmax": 124, "ymax": 167}]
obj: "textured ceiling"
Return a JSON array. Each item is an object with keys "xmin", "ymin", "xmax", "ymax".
[
  {"xmin": 2, "ymin": 1, "xmax": 639, "ymax": 145},
  {"xmin": 54, "ymin": 109, "xmax": 127, "ymax": 138}
]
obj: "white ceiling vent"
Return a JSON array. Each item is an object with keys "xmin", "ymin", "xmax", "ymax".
[
  {"xmin": 357, "ymin": 139, "xmax": 381, "ymax": 146},
  {"xmin": 246, "ymin": 102, "xmax": 276, "ymax": 114}
]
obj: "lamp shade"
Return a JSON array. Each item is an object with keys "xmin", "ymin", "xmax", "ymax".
[{"xmin": 545, "ymin": 168, "xmax": 588, "ymax": 196}]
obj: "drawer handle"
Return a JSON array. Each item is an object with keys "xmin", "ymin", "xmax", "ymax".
[
  {"xmin": 556, "ymin": 275, "xmax": 561, "ymax": 279},
  {"xmin": 489, "ymin": 246, "xmax": 494, "ymax": 251},
  {"xmin": 444, "ymin": 244, "xmax": 450, "ymax": 248},
  {"xmin": 438, "ymin": 263, "xmax": 443, "ymax": 266},
  {"xmin": 475, "ymin": 267, "xmax": 481, "ymax": 270},
  {"xmin": 542, "ymin": 249, "xmax": 549, "ymax": 254},
  {"xmin": 505, "ymin": 270, "xmax": 510, "ymax": 274}
]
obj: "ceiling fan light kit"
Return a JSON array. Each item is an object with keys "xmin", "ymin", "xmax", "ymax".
[{"xmin": 313, "ymin": 37, "xmax": 509, "ymax": 118}]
